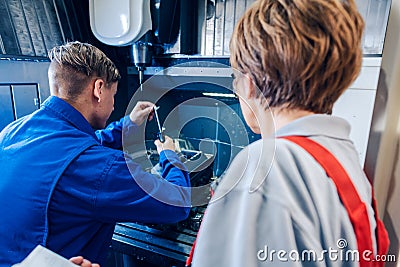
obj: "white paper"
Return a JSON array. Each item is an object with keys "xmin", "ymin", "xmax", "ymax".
[{"xmin": 12, "ymin": 245, "xmax": 76, "ymax": 267}]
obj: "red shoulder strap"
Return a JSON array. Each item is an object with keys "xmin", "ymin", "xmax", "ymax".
[{"xmin": 282, "ymin": 136, "xmax": 389, "ymax": 266}]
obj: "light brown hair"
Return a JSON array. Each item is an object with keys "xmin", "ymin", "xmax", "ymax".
[
  {"xmin": 48, "ymin": 41, "xmax": 121, "ymax": 100},
  {"xmin": 230, "ymin": 0, "xmax": 365, "ymax": 114}
]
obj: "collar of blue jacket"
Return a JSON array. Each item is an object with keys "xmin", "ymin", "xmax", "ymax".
[{"xmin": 42, "ymin": 96, "xmax": 98, "ymax": 140}]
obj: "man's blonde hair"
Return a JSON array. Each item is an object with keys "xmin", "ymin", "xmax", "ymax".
[
  {"xmin": 230, "ymin": 0, "xmax": 364, "ymax": 114},
  {"xmin": 48, "ymin": 41, "xmax": 121, "ymax": 100}
]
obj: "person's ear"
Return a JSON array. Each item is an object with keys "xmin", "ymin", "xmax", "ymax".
[
  {"xmin": 244, "ymin": 75, "xmax": 257, "ymax": 99},
  {"xmin": 93, "ymin": 79, "xmax": 105, "ymax": 103}
]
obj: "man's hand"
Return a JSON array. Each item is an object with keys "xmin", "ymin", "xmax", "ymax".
[
  {"xmin": 70, "ymin": 256, "xmax": 100, "ymax": 267},
  {"xmin": 129, "ymin": 101, "xmax": 155, "ymax": 126},
  {"xmin": 155, "ymin": 135, "xmax": 175, "ymax": 154}
]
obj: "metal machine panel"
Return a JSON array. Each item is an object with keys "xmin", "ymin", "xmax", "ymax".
[
  {"xmin": 0, "ymin": 60, "xmax": 49, "ymax": 131},
  {"xmin": 350, "ymin": 63, "xmax": 381, "ymax": 90},
  {"xmin": 0, "ymin": 85, "xmax": 14, "ymax": 129},
  {"xmin": 199, "ymin": 0, "xmax": 391, "ymax": 56},
  {"xmin": 11, "ymin": 84, "xmax": 39, "ymax": 119},
  {"xmin": 0, "ymin": 60, "xmax": 50, "ymax": 96}
]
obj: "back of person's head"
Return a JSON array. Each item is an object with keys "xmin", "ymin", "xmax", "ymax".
[
  {"xmin": 48, "ymin": 41, "xmax": 121, "ymax": 101},
  {"xmin": 230, "ymin": 0, "xmax": 364, "ymax": 114}
]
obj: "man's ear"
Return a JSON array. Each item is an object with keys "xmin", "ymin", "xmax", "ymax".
[{"xmin": 93, "ymin": 79, "xmax": 105, "ymax": 103}]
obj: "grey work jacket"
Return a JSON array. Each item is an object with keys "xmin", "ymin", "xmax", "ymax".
[{"xmin": 193, "ymin": 114, "xmax": 376, "ymax": 267}]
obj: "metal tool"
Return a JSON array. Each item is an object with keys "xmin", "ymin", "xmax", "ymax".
[
  {"xmin": 153, "ymin": 106, "xmax": 165, "ymax": 143},
  {"xmin": 132, "ymin": 41, "xmax": 152, "ymax": 91}
]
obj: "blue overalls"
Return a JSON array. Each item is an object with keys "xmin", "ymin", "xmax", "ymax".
[{"xmin": 0, "ymin": 96, "xmax": 191, "ymax": 266}]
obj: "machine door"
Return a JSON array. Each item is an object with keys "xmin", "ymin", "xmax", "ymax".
[
  {"xmin": 0, "ymin": 83, "xmax": 40, "ymax": 131},
  {"xmin": 11, "ymin": 84, "xmax": 39, "ymax": 119},
  {"xmin": 0, "ymin": 85, "xmax": 14, "ymax": 130}
]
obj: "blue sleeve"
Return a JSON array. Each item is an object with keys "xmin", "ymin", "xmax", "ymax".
[
  {"xmin": 159, "ymin": 150, "xmax": 191, "ymax": 186},
  {"xmin": 94, "ymin": 149, "xmax": 191, "ymax": 223},
  {"xmin": 95, "ymin": 116, "xmax": 139, "ymax": 149}
]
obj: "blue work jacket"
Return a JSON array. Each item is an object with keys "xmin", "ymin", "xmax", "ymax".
[{"xmin": 0, "ymin": 96, "xmax": 191, "ymax": 266}]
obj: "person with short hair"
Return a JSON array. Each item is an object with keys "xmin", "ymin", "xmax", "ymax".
[
  {"xmin": 192, "ymin": 0, "xmax": 389, "ymax": 266},
  {"xmin": 0, "ymin": 41, "xmax": 191, "ymax": 267}
]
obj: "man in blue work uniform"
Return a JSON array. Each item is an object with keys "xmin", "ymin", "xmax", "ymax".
[{"xmin": 0, "ymin": 41, "xmax": 191, "ymax": 267}]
